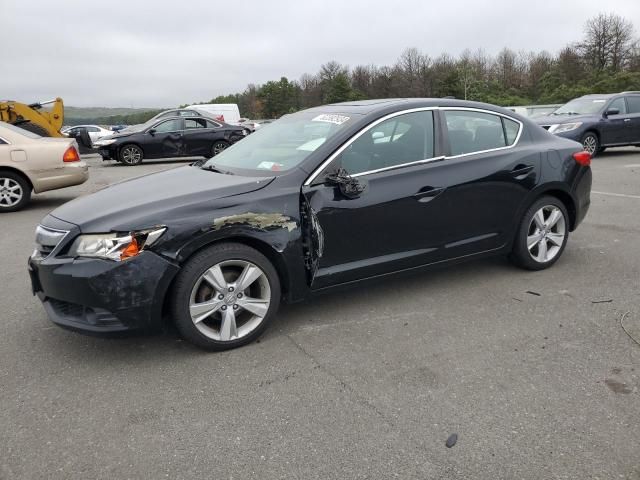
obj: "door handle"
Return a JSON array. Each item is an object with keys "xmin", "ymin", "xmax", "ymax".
[
  {"xmin": 624, "ymin": 118, "xmax": 631, "ymax": 122},
  {"xmin": 414, "ymin": 186, "xmax": 445, "ymax": 203},
  {"xmin": 510, "ymin": 165, "xmax": 534, "ymax": 179}
]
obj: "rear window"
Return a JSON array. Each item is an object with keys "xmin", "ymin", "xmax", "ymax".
[
  {"xmin": 627, "ymin": 96, "xmax": 640, "ymax": 114},
  {"xmin": 445, "ymin": 111, "xmax": 516, "ymax": 156},
  {"xmin": 0, "ymin": 122, "xmax": 42, "ymax": 139}
]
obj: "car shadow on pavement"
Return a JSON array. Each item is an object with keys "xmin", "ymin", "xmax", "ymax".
[{"xmin": 36, "ymin": 256, "xmax": 513, "ymax": 364}]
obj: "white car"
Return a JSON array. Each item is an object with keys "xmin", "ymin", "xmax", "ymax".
[
  {"xmin": 61, "ymin": 125, "xmax": 113, "ymax": 142},
  {"xmin": 0, "ymin": 122, "xmax": 88, "ymax": 212}
]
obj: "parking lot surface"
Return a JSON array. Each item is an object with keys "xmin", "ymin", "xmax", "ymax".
[{"xmin": 1, "ymin": 152, "xmax": 639, "ymax": 479}]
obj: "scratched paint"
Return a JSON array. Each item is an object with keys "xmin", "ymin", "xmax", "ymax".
[{"xmin": 213, "ymin": 212, "xmax": 297, "ymax": 232}]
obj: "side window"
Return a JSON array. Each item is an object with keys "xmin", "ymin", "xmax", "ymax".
[
  {"xmin": 337, "ymin": 111, "xmax": 434, "ymax": 175},
  {"xmin": 206, "ymin": 120, "xmax": 221, "ymax": 128},
  {"xmin": 180, "ymin": 110, "xmax": 198, "ymax": 117},
  {"xmin": 153, "ymin": 119, "xmax": 181, "ymax": 133},
  {"xmin": 503, "ymin": 118, "xmax": 520, "ymax": 146},
  {"xmin": 626, "ymin": 96, "xmax": 640, "ymax": 114},
  {"xmin": 0, "ymin": 138, "xmax": 7, "ymax": 145},
  {"xmin": 608, "ymin": 97, "xmax": 627, "ymax": 114},
  {"xmin": 444, "ymin": 110, "xmax": 510, "ymax": 155},
  {"xmin": 185, "ymin": 118, "xmax": 207, "ymax": 129},
  {"xmin": 88, "ymin": 127, "xmax": 100, "ymax": 132}
]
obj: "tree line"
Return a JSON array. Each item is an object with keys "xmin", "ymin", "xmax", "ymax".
[
  {"xmin": 200, "ymin": 13, "xmax": 640, "ymax": 119},
  {"xmin": 83, "ymin": 12, "xmax": 639, "ymax": 125}
]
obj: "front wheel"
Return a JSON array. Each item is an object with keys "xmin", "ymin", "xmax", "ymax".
[
  {"xmin": 0, "ymin": 171, "xmax": 31, "ymax": 212},
  {"xmin": 171, "ymin": 243, "xmax": 281, "ymax": 351},
  {"xmin": 119, "ymin": 144, "xmax": 143, "ymax": 166},
  {"xmin": 510, "ymin": 196, "xmax": 569, "ymax": 271},
  {"xmin": 581, "ymin": 132, "xmax": 599, "ymax": 157}
]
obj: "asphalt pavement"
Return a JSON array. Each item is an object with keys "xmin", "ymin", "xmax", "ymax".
[{"xmin": 1, "ymin": 151, "xmax": 639, "ymax": 479}]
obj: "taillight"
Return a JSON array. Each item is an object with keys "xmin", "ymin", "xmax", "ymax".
[
  {"xmin": 63, "ymin": 146, "xmax": 80, "ymax": 163},
  {"xmin": 572, "ymin": 151, "xmax": 591, "ymax": 166}
]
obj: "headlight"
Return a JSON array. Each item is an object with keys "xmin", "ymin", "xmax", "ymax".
[
  {"xmin": 67, "ymin": 227, "xmax": 166, "ymax": 261},
  {"xmin": 94, "ymin": 139, "xmax": 117, "ymax": 146},
  {"xmin": 549, "ymin": 122, "xmax": 582, "ymax": 134}
]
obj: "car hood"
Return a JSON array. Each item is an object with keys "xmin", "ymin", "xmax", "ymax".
[
  {"xmin": 534, "ymin": 113, "xmax": 596, "ymax": 125},
  {"xmin": 48, "ymin": 166, "xmax": 275, "ymax": 232}
]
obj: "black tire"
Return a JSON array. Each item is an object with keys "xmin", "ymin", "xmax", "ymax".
[
  {"xmin": 12, "ymin": 122, "xmax": 50, "ymax": 137},
  {"xmin": 119, "ymin": 144, "xmax": 143, "ymax": 166},
  {"xmin": 171, "ymin": 243, "xmax": 281, "ymax": 351},
  {"xmin": 0, "ymin": 170, "xmax": 31, "ymax": 212},
  {"xmin": 211, "ymin": 140, "xmax": 230, "ymax": 157},
  {"xmin": 510, "ymin": 195, "xmax": 569, "ymax": 271},
  {"xmin": 581, "ymin": 132, "xmax": 599, "ymax": 157}
]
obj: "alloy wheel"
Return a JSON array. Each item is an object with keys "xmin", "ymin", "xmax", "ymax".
[
  {"xmin": 122, "ymin": 146, "xmax": 142, "ymax": 164},
  {"xmin": 582, "ymin": 135, "xmax": 597, "ymax": 155},
  {"xmin": 189, "ymin": 260, "xmax": 271, "ymax": 342},
  {"xmin": 527, "ymin": 205, "xmax": 566, "ymax": 263},
  {"xmin": 212, "ymin": 142, "xmax": 228, "ymax": 156},
  {"xmin": 0, "ymin": 177, "xmax": 23, "ymax": 207}
]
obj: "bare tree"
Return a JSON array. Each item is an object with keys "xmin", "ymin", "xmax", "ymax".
[{"xmin": 579, "ymin": 13, "xmax": 636, "ymax": 71}]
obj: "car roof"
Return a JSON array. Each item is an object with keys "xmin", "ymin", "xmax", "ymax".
[{"xmin": 307, "ymin": 98, "xmax": 520, "ymax": 118}]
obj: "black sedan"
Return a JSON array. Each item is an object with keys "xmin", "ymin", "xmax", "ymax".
[
  {"xmin": 29, "ymin": 98, "xmax": 592, "ymax": 351},
  {"xmin": 93, "ymin": 115, "xmax": 248, "ymax": 165}
]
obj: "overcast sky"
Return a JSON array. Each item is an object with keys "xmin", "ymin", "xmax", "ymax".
[{"xmin": 2, "ymin": 0, "xmax": 639, "ymax": 108}]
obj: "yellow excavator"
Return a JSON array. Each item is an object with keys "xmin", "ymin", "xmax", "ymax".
[
  {"xmin": 0, "ymin": 98, "xmax": 65, "ymax": 137},
  {"xmin": 0, "ymin": 98, "xmax": 93, "ymax": 151}
]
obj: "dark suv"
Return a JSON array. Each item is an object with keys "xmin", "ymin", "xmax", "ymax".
[{"xmin": 535, "ymin": 92, "xmax": 640, "ymax": 156}]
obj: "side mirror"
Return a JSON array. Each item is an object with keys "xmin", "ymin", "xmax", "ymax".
[
  {"xmin": 604, "ymin": 108, "xmax": 620, "ymax": 117},
  {"xmin": 325, "ymin": 168, "xmax": 366, "ymax": 199},
  {"xmin": 148, "ymin": 128, "xmax": 156, "ymax": 135}
]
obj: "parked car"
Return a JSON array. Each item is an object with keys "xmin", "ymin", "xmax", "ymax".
[
  {"xmin": 93, "ymin": 115, "xmax": 248, "ymax": 165},
  {"xmin": 110, "ymin": 125, "xmax": 128, "ymax": 133},
  {"xmin": 506, "ymin": 104, "xmax": 561, "ymax": 118},
  {"xmin": 186, "ymin": 104, "xmax": 241, "ymax": 124},
  {"xmin": 534, "ymin": 92, "xmax": 640, "ymax": 155},
  {"xmin": 28, "ymin": 98, "xmax": 592, "ymax": 350},
  {"xmin": 119, "ymin": 109, "xmax": 205, "ymax": 133},
  {"xmin": 0, "ymin": 121, "xmax": 88, "ymax": 212},
  {"xmin": 61, "ymin": 124, "xmax": 113, "ymax": 142}
]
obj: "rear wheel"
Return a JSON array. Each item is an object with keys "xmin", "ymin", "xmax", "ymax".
[
  {"xmin": 581, "ymin": 132, "xmax": 599, "ymax": 157},
  {"xmin": 510, "ymin": 196, "xmax": 569, "ymax": 270},
  {"xmin": 171, "ymin": 243, "xmax": 281, "ymax": 351},
  {"xmin": 211, "ymin": 140, "xmax": 230, "ymax": 157},
  {"xmin": 0, "ymin": 171, "xmax": 31, "ymax": 212},
  {"xmin": 119, "ymin": 144, "xmax": 143, "ymax": 165}
]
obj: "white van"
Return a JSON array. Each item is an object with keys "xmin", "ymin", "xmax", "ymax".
[{"xmin": 185, "ymin": 104, "xmax": 241, "ymax": 124}]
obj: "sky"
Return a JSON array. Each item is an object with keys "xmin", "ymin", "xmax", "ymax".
[{"xmin": 1, "ymin": 0, "xmax": 639, "ymax": 108}]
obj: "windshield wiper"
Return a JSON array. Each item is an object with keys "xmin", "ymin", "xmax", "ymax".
[{"xmin": 200, "ymin": 164, "xmax": 234, "ymax": 175}]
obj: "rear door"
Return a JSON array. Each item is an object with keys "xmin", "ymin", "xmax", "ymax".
[
  {"xmin": 624, "ymin": 95, "xmax": 640, "ymax": 144},
  {"xmin": 183, "ymin": 117, "xmax": 220, "ymax": 157}
]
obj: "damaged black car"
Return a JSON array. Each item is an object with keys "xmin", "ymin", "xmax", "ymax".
[{"xmin": 28, "ymin": 98, "xmax": 592, "ymax": 350}]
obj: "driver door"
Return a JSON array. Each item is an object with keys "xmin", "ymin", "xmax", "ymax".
[
  {"xmin": 302, "ymin": 110, "xmax": 447, "ymax": 288},
  {"xmin": 145, "ymin": 118, "xmax": 184, "ymax": 158}
]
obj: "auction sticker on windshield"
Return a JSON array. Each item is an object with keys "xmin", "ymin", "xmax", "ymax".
[{"xmin": 312, "ymin": 114, "xmax": 350, "ymax": 125}]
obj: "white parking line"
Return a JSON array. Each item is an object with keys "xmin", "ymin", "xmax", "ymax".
[
  {"xmin": 592, "ymin": 190, "xmax": 640, "ymax": 200},
  {"xmin": 624, "ymin": 164, "xmax": 640, "ymax": 168}
]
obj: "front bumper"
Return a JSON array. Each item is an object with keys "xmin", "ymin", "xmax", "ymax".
[{"xmin": 29, "ymin": 250, "xmax": 179, "ymax": 335}]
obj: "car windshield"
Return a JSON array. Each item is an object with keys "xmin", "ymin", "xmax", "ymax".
[
  {"xmin": 202, "ymin": 110, "xmax": 356, "ymax": 173},
  {"xmin": 553, "ymin": 98, "xmax": 608, "ymax": 115}
]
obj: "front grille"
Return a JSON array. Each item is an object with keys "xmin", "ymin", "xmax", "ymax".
[{"xmin": 33, "ymin": 225, "xmax": 68, "ymax": 259}]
